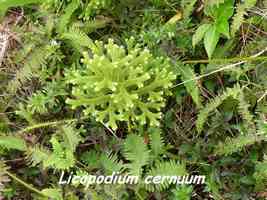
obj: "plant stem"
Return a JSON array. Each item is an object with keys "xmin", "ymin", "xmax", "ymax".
[
  {"xmin": 182, "ymin": 56, "xmax": 267, "ymax": 64},
  {"xmin": 17, "ymin": 117, "xmax": 88, "ymax": 135},
  {"xmin": 6, "ymin": 170, "xmax": 45, "ymax": 197}
]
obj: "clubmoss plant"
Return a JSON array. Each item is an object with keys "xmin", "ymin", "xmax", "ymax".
[{"xmin": 65, "ymin": 37, "xmax": 176, "ymax": 129}]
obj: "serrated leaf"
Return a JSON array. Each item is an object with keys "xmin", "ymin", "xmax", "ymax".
[
  {"xmin": 192, "ymin": 24, "xmax": 211, "ymax": 47},
  {"xmin": 204, "ymin": 25, "xmax": 220, "ymax": 58}
]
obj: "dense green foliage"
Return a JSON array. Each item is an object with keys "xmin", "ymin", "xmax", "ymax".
[{"xmin": 0, "ymin": 0, "xmax": 266, "ymax": 199}]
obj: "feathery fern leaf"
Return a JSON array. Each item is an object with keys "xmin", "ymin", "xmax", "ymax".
[
  {"xmin": 100, "ymin": 153, "xmax": 124, "ymax": 174},
  {"xmin": 7, "ymin": 44, "xmax": 56, "ymax": 93},
  {"xmin": 44, "ymin": 136, "xmax": 75, "ymax": 170},
  {"xmin": 214, "ymin": 134, "xmax": 267, "ymax": 156},
  {"xmin": 28, "ymin": 126, "xmax": 82, "ymax": 170},
  {"xmin": 178, "ymin": 64, "xmax": 202, "ymax": 108},
  {"xmin": 60, "ymin": 27, "xmax": 94, "ymax": 51},
  {"xmin": 170, "ymin": 185, "xmax": 193, "ymax": 200},
  {"xmin": 196, "ymin": 85, "xmax": 241, "ymax": 133},
  {"xmin": 81, "ymin": 150, "xmax": 101, "ymax": 169},
  {"xmin": 81, "ymin": 0, "xmax": 112, "ymax": 20},
  {"xmin": 231, "ymin": 0, "xmax": 257, "ymax": 36},
  {"xmin": 28, "ymin": 145, "xmax": 50, "ymax": 167},
  {"xmin": 59, "ymin": 125, "xmax": 83, "ymax": 152},
  {"xmin": 57, "ymin": 0, "xmax": 80, "ymax": 33},
  {"xmin": 145, "ymin": 160, "xmax": 187, "ymax": 192},
  {"xmin": 149, "ymin": 128, "xmax": 165, "ymax": 159},
  {"xmin": 123, "ymin": 134, "xmax": 150, "ymax": 176},
  {"xmin": 237, "ymin": 91, "xmax": 256, "ymax": 134},
  {"xmin": 0, "ymin": 162, "xmax": 10, "ymax": 196}
]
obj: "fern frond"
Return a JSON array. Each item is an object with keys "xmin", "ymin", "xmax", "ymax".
[
  {"xmin": 178, "ymin": 64, "xmax": 202, "ymax": 108},
  {"xmin": 81, "ymin": 150, "xmax": 101, "ymax": 169},
  {"xmin": 231, "ymin": 0, "xmax": 257, "ymax": 35},
  {"xmin": 44, "ymin": 136, "xmax": 75, "ymax": 170},
  {"xmin": 149, "ymin": 128, "xmax": 164, "ymax": 159},
  {"xmin": 81, "ymin": 0, "xmax": 112, "ymax": 20},
  {"xmin": 57, "ymin": 0, "xmax": 80, "ymax": 33},
  {"xmin": 60, "ymin": 27, "xmax": 94, "ymax": 51},
  {"xmin": 26, "ymin": 90, "xmax": 49, "ymax": 114},
  {"xmin": 237, "ymin": 91, "xmax": 256, "ymax": 134},
  {"xmin": 59, "ymin": 125, "xmax": 83, "ymax": 152},
  {"xmin": 170, "ymin": 185, "xmax": 193, "ymax": 200},
  {"xmin": 100, "ymin": 153, "xmax": 124, "ymax": 174},
  {"xmin": 0, "ymin": 161, "xmax": 10, "ymax": 196},
  {"xmin": 28, "ymin": 126, "xmax": 82, "ymax": 170},
  {"xmin": 7, "ymin": 44, "xmax": 56, "ymax": 93},
  {"xmin": 214, "ymin": 134, "xmax": 267, "ymax": 156},
  {"xmin": 231, "ymin": 4, "xmax": 246, "ymax": 36},
  {"xmin": 196, "ymin": 85, "xmax": 241, "ymax": 133},
  {"xmin": 145, "ymin": 160, "xmax": 187, "ymax": 192},
  {"xmin": 28, "ymin": 145, "xmax": 50, "ymax": 167},
  {"xmin": 123, "ymin": 134, "xmax": 150, "ymax": 176}
]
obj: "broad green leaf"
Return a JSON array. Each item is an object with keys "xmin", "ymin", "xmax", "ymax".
[
  {"xmin": 204, "ymin": 25, "xmax": 220, "ymax": 58},
  {"xmin": 0, "ymin": 136, "xmax": 27, "ymax": 151},
  {"xmin": 215, "ymin": 18, "xmax": 230, "ymax": 38},
  {"xmin": 204, "ymin": 0, "xmax": 234, "ymax": 20},
  {"xmin": 216, "ymin": 0, "xmax": 235, "ymax": 19},
  {"xmin": 192, "ymin": 24, "xmax": 211, "ymax": 47},
  {"xmin": 205, "ymin": 0, "xmax": 225, "ymax": 7}
]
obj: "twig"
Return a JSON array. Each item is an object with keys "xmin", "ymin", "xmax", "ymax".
[
  {"xmin": 257, "ymin": 91, "xmax": 267, "ymax": 103},
  {"xmin": 172, "ymin": 46, "xmax": 267, "ymax": 88},
  {"xmin": 100, "ymin": 122, "xmax": 119, "ymax": 139},
  {"xmin": 0, "ymin": 31, "xmax": 9, "ymax": 66}
]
